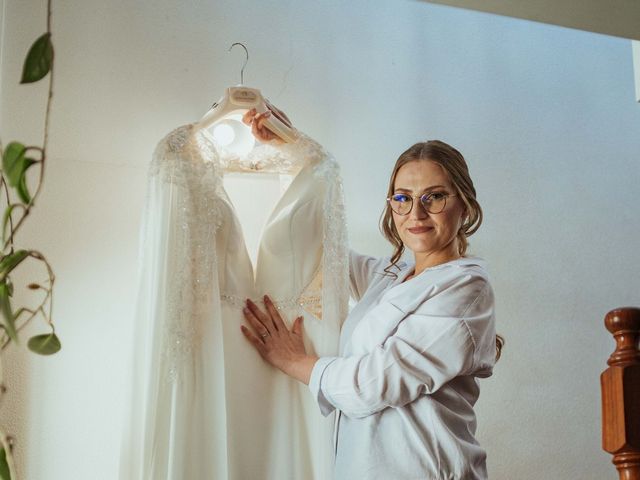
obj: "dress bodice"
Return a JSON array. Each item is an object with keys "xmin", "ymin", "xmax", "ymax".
[{"xmin": 216, "ymin": 161, "xmax": 325, "ymax": 305}]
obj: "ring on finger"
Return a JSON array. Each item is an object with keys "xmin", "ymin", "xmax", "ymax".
[{"xmin": 260, "ymin": 331, "xmax": 270, "ymax": 339}]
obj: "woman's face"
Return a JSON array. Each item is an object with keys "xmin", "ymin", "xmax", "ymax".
[{"xmin": 392, "ymin": 160, "xmax": 466, "ymax": 265}]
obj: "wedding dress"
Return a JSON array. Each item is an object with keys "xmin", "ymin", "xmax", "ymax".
[{"xmin": 119, "ymin": 124, "xmax": 349, "ymax": 479}]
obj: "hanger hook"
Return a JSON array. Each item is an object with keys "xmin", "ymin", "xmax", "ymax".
[{"xmin": 229, "ymin": 42, "xmax": 249, "ymax": 85}]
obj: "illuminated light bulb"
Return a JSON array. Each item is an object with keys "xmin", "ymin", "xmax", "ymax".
[
  {"xmin": 210, "ymin": 117, "xmax": 255, "ymax": 156},
  {"xmin": 213, "ymin": 123, "xmax": 235, "ymax": 146}
]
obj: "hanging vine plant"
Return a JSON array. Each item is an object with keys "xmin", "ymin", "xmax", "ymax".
[{"xmin": 0, "ymin": 0, "xmax": 60, "ymax": 478}]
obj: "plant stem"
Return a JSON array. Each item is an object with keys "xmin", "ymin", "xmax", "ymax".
[
  {"xmin": 0, "ymin": 252, "xmax": 55, "ymax": 350},
  {"xmin": 43, "ymin": 0, "xmax": 53, "ymax": 153},
  {"xmin": 0, "ymin": 430, "xmax": 17, "ymax": 478},
  {"xmin": 0, "ymin": 177, "xmax": 15, "ymax": 254},
  {"xmin": 46, "ymin": 0, "xmax": 52, "ymax": 32},
  {"xmin": 1, "ymin": 156, "xmax": 47, "ymax": 251}
]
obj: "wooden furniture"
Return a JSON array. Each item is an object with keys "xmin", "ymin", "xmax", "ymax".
[{"xmin": 601, "ymin": 307, "xmax": 640, "ymax": 480}]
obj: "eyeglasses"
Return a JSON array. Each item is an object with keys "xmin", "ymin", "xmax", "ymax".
[{"xmin": 386, "ymin": 192, "xmax": 457, "ymax": 215}]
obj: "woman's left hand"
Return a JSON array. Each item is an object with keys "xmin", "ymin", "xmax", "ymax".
[{"xmin": 241, "ymin": 295, "xmax": 318, "ymax": 384}]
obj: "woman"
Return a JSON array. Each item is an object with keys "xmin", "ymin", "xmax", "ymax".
[{"xmin": 241, "ymin": 106, "xmax": 501, "ymax": 480}]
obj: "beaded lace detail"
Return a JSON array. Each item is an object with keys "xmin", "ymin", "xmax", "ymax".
[
  {"xmin": 219, "ymin": 290, "xmax": 321, "ymax": 313},
  {"xmin": 220, "ymin": 265, "xmax": 324, "ymax": 320},
  {"xmin": 300, "ymin": 268, "xmax": 323, "ymax": 320},
  {"xmin": 149, "ymin": 124, "xmax": 224, "ymax": 382},
  {"xmin": 147, "ymin": 124, "xmax": 347, "ymax": 382},
  {"xmin": 314, "ymin": 155, "xmax": 350, "ymax": 328}
]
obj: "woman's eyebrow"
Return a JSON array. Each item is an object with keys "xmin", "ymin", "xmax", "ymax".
[{"xmin": 393, "ymin": 184, "xmax": 448, "ymax": 193}]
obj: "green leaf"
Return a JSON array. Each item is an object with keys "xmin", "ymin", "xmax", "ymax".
[
  {"xmin": 10, "ymin": 158, "xmax": 36, "ymax": 189},
  {"xmin": 27, "ymin": 333, "xmax": 61, "ymax": 355},
  {"xmin": 2, "ymin": 143, "xmax": 25, "ymax": 185},
  {"xmin": 20, "ymin": 33, "xmax": 53, "ymax": 84},
  {"xmin": 0, "ymin": 446, "xmax": 11, "ymax": 480},
  {"xmin": 0, "ymin": 250, "xmax": 29, "ymax": 280},
  {"xmin": 2, "ymin": 205, "xmax": 17, "ymax": 243},
  {"xmin": 0, "ymin": 283, "xmax": 17, "ymax": 344},
  {"xmin": 17, "ymin": 173, "xmax": 31, "ymax": 204},
  {"xmin": 1, "ymin": 142, "xmax": 36, "ymax": 194}
]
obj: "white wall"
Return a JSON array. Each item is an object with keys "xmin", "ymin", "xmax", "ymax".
[
  {"xmin": 634, "ymin": 41, "xmax": 640, "ymax": 101},
  {"xmin": 1, "ymin": 0, "xmax": 639, "ymax": 478}
]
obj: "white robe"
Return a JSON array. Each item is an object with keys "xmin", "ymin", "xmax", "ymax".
[
  {"xmin": 309, "ymin": 250, "xmax": 496, "ymax": 480},
  {"xmin": 120, "ymin": 125, "xmax": 349, "ymax": 479}
]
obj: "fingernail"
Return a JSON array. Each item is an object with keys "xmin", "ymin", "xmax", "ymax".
[{"xmin": 243, "ymin": 307, "xmax": 249, "ymax": 313}]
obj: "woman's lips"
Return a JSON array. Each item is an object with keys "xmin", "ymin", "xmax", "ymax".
[{"xmin": 408, "ymin": 226, "xmax": 433, "ymax": 234}]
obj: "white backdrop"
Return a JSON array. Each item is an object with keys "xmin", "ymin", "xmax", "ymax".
[{"xmin": 1, "ymin": 0, "xmax": 639, "ymax": 478}]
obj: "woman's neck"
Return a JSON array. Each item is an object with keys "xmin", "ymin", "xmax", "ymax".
[{"xmin": 411, "ymin": 247, "xmax": 461, "ymax": 278}]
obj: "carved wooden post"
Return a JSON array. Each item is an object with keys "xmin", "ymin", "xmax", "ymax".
[{"xmin": 601, "ymin": 307, "xmax": 640, "ymax": 480}]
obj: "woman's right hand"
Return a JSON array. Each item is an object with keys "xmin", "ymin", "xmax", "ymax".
[
  {"xmin": 241, "ymin": 295, "xmax": 318, "ymax": 385},
  {"xmin": 242, "ymin": 100, "xmax": 293, "ymax": 144}
]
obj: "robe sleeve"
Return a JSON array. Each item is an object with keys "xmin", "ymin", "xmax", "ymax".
[
  {"xmin": 348, "ymin": 249, "xmax": 389, "ymax": 301},
  {"xmin": 309, "ymin": 275, "xmax": 495, "ymax": 419}
]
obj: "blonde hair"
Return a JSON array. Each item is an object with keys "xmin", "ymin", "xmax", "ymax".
[{"xmin": 379, "ymin": 140, "xmax": 504, "ymax": 361}]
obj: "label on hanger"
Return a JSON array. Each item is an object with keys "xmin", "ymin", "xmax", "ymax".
[{"xmin": 231, "ymin": 88, "xmax": 258, "ymax": 105}]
